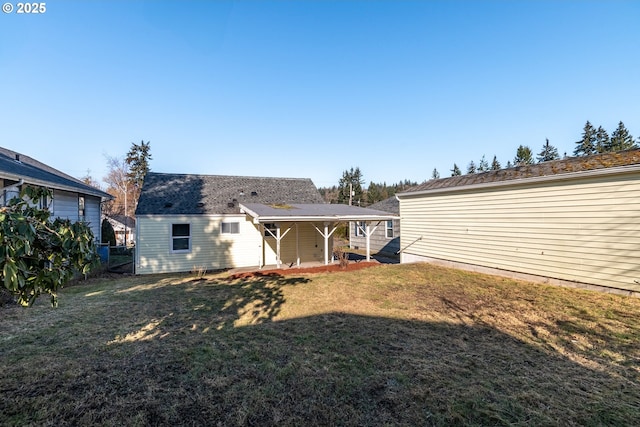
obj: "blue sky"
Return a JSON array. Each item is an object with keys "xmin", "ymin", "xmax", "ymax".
[{"xmin": 1, "ymin": 1, "xmax": 639, "ymax": 189}]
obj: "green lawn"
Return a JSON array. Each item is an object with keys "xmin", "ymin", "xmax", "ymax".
[{"xmin": 1, "ymin": 263, "xmax": 639, "ymax": 426}]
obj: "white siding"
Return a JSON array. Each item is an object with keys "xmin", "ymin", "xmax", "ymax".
[
  {"xmin": 136, "ymin": 215, "xmax": 328, "ymax": 274},
  {"xmin": 399, "ymin": 172, "xmax": 640, "ymax": 293},
  {"xmin": 52, "ymin": 190, "xmax": 78, "ymax": 222},
  {"xmin": 51, "ymin": 190, "xmax": 102, "ymax": 242},
  {"xmin": 84, "ymin": 196, "xmax": 102, "ymax": 242}
]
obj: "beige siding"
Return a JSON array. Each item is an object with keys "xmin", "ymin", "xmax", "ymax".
[
  {"xmin": 136, "ymin": 216, "xmax": 328, "ymax": 274},
  {"xmin": 262, "ymin": 222, "xmax": 328, "ymax": 266},
  {"xmin": 399, "ymin": 173, "xmax": 640, "ymax": 292}
]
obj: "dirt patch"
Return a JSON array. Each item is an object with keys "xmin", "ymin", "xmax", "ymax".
[{"xmin": 227, "ymin": 261, "xmax": 380, "ymax": 280}]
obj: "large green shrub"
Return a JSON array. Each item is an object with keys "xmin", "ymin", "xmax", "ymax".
[{"xmin": 0, "ymin": 186, "xmax": 99, "ymax": 306}]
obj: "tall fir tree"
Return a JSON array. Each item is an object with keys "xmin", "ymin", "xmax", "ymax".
[
  {"xmin": 366, "ymin": 182, "xmax": 383, "ymax": 205},
  {"xmin": 514, "ymin": 145, "xmax": 534, "ymax": 165},
  {"xmin": 431, "ymin": 168, "xmax": 440, "ymax": 180},
  {"xmin": 466, "ymin": 160, "xmax": 476, "ymax": 174},
  {"xmin": 491, "ymin": 155, "xmax": 501, "ymax": 170},
  {"xmin": 123, "ymin": 140, "xmax": 152, "ymax": 217},
  {"xmin": 574, "ymin": 121, "xmax": 597, "ymax": 156},
  {"xmin": 595, "ymin": 126, "xmax": 611, "ymax": 153},
  {"xmin": 125, "ymin": 140, "xmax": 152, "ymax": 190},
  {"xmin": 506, "ymin": 160, "xmax": 513, "ymax": 168},
  {"xmin": 537, "ymin": 138, "xmax": 559, "ymax": 162},
  {"xmin": 477, "ymin": 155, "xmax": 489, "ymax": 172},
  {"xmin": 609, "ymin": 121, "xmax": 636, "ymax": 152},
  {"xmin": 450, "ymin": 163, "xmax": 461, "ymax": 176}
]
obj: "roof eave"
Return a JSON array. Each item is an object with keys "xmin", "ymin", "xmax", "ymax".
[
  {"xmin": 397, "ymin": 164, "xmax": 640, "ymax": 198},
  {"xmin": 0, "ymin": 170, "xmax": 112, "ymax": 200}
]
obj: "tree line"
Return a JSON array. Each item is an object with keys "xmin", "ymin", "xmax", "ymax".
[
  {"xmin": 323, "ymin": 120, "xmax": 638, "ymax": 206},
  {"xmin": 318, "ymin": 167, "xmax": 418, "ymax": 207},
  {"xmin": 445, "ymin": 120, "xmax": 637, "ymax": 178}
]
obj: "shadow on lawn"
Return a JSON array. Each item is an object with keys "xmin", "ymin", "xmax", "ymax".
[{"xmin": 4, "ymin": 273, "xmax": 638, "ymax": 426}]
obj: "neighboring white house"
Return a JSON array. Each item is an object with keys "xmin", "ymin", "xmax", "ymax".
[
  {"xmin": 104, "ymin": 215, "xmax": 136, "ymax": 246},
  {"xmin": 0, "ymin": 146, "xmax": 112, "ymax": 242},
  {"xmin": 350, "ymin": 196, "xmax": 400, "ymax": 256},
  {"xmin": 135, "ymin": 172, "xmax": 398, "ymax": 274},
  {"xmin": 396, "ymin": 149, "xmax": 640, "ymax": 295}
]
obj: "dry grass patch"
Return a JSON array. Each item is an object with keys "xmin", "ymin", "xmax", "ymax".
[{"xmin": 1, "ymin": 264, "xmax": 639, "ymax": 426}]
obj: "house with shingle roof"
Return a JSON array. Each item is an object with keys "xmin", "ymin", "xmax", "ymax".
[
  {"xmin": 135, "ymin": 172, "xmax": 397, "ymax": 274},
  {"xmin": 0, "ymin": 146, "xmax": 112, "ymax": 242},
  {"xmin": 349, "ymin": 197, "xmax": 400, "ymax": 256},
  {"xmin": 396, "ymin": 149, "xmax": 640, "ymax": 295}
]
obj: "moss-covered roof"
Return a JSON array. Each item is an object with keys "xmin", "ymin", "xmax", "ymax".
[{"xmin": 400, "ymin": 149, "xmax": 640, "ymax": 195}]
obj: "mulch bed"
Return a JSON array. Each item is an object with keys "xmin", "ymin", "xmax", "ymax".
[{"xmin": 226, "ymin": 261, "xmax": 380, "ymax": 280}]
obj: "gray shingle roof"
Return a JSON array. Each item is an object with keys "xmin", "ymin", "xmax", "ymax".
[
  {"xmin": 0, "ymin": 146, "xmax": 111, "ymax": 199},
  {"xmin": 135, "ymin": 172, "xmax": 325, "ymax": 215},
  {"xmin": 368, "ymin": 196, "xmax": 399, "ymax": 214},
  {"xmin": 400, "ymin": 149, "xmax": 640, "ymax": 195}
]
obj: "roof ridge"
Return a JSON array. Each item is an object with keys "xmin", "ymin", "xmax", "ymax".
[{"xmin": 145, "ymin": 171, "xmax": 314, "ymax": 181}]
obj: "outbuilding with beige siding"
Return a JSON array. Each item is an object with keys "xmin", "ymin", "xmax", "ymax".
[
  {"xmin": 396, "ymin": 150, "xmax": 640, "ymax": 294},
  {"xmin": 135, "ymin": 173, "xmax": 397, "ymax": 275}
]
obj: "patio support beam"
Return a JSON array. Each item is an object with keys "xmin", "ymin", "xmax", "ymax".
[
  {"xmin": 264, "ymin": 223, "xmax": 293, "ymax": 268},
  {"xmin": 312, "ymin": 222, "xmax": 338, "ymax": 265},
  {"xmin": 356, "ymin": 221, "xmax": 381, "ymax": 261}
]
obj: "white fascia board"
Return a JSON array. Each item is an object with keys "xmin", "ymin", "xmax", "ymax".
[
  {"xmin": 239, "ymin": 205, "xmax": 262, "ymax": 224},
  {"xmin": 247, "ymin": 214, "xmax": 399, "ymax": 223},
  {"xmin": 396, "ymin": 164, "xmax": 640, "ymax": 198}
]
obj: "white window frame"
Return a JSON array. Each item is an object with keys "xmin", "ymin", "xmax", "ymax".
[
  {"xmin": 171, "ymin": 223, "xmax": 191, "ymax": 253},
  {"xmin": 221, "ymin": 221, "xmax": 240, "ymax": 235},
  {"xmin": 355, "ymin": 221, "xmax": 366, "ymax": 237},
  {"xmin": 385, "ymin": 220, "xmax": 394, "ymax": 239},
  {"xmin": 78, "ymin": 195, "xmax": 85, "ymax": 221}
]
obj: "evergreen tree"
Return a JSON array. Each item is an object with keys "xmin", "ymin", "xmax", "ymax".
[
  {"xmin": 477, "ymin": 155, "xmax": 489, "ymax": 172},
  {"xmin": 466, "ymin": 160, "xmax": 476, "ymax": 174},
  {"xmin": 506, "ymin": 160, "xmax": 513, "ymax": 168},
  {"xmin": 366, "ymin": 182, "xmax": 383, "ymax": 205},
  {"xmin": 101, "ymin": 218, "xmax": 116, "ymax": 246},
  {"xmin": 574, "ymin": 121, "xmax": 597, "ymax": 156},
  {"xmin": 125, "ymin": 140, "xmax": 152, "ymax": 190},
  {"xmin": 450, "ymin": 163, "xmax": 461, "ymax": 176},
  {"xmin": 124, "ymin": 140, "xmax": 152, "ymax": 216},
  {"xmin": 514, "ymin": 145, "xmax": 534, "ymax": 165},
  {"xmin": 537, "ymin": 138, "xmax": 560, "ymax": 162},
  {"xmin": 595, "ymin": 126, "xmax": 611, "ymax": 153},
  {"xmin": 609, "ymin": 121, "xmax": 636, "ymax": 151},
  {"xmin": 431, "ymin": 168, "xmax": 440, "ymax": 180},
  {"xmin": 491, "ymin": 155, "xmax": 501, "ymax": 170},
  {"xmin": 337, "ymin": 167, "xmax": 364, "ymax": 205}
]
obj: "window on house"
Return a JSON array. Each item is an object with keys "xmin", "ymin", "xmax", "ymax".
[
  {"xmin": 78, "ymin": 196, "xmax": 85, "ymax": 221},
  {"xmin": 386, "ymin": 220, "xmax": 394, "ymax": 239},
  {"xmin": 221, "ymin": 222, "xmax": 240, "ymax": 234},
  {"xmin": 264, "ymin": 223, "xmax": 277, "ymax": 237},
  {"xmin": 171, "ymin": 223, "xmax": 191, "ymax": 252},
  {"xmin": 355, "ymin": 221, "xmax": 366, "ymax": 237}
]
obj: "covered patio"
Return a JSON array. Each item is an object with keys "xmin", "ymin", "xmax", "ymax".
[{"xmin": 239, "ymin": 203, "xmax": 400, "ymax": 268}]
